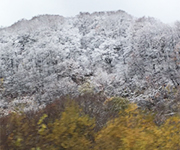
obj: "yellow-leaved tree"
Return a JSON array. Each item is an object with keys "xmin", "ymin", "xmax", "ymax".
[
  {"xmin": 44, "ymin": 100, "xmax": 95, "ymax": 150},
  {"xmin": 156, "ymin": 115, "xmax": 180, "ymax": 150},
  {"xmin": 94, "ymin": 103, "xmax": 160, "ymax": 150}
]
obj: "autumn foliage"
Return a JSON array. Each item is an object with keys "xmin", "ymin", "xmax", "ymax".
[{"xmin": 1, "ymin": 94, "xmax": 180, "ymax": 150}]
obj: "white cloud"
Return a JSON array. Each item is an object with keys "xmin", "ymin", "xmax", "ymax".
[{"xmin": 0, "ymin": 0, "xmax": 180, "ymax": 27}]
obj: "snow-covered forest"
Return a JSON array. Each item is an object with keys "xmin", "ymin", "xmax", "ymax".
[{"xmin": 0, "ymin": 10, "xmax": 180, "ymax": 113}]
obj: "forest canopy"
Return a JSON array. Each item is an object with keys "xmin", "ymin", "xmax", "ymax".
[{"xmin": 1, "ymin": 93, "xmax": 180, "ymax": 150}]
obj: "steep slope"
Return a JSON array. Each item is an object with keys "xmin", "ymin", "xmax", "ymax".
[{"xmin": 0, "ymin": 10, "xmax": 180, "ymax": 113}]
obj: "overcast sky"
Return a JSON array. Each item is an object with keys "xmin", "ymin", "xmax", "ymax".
[{"xmin": 0, "ymin": 0, "xmax": 180, "ymax": 27}]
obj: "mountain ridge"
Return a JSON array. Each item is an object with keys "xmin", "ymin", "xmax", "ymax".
[{"xmin": 0, "ymin": 9, "xmax": 180, "ymax": 114}]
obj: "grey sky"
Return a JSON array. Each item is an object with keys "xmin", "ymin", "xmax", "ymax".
[{"xmin": 0, "ymin": 0, "xmax": 180, "ymax": 27}]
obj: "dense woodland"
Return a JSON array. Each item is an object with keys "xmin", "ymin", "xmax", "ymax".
[
  {"xmin": 1, "ymin": 10, "xmax": 180, "ymax": 149},
  {"xmin": 1, "ymin": 93, "xmax": 180, "ymax": 150},
  {"xmin": 0, "ymin": 11, "xmax": 180, "ymax": 106}
]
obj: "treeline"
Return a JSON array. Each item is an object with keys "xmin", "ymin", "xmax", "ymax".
[{"xmin": 1, "ymin": 93, "xmax": 180, "ymax": 150}]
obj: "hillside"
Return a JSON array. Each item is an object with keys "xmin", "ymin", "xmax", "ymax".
[{"xmin": 0, "ymin": 10, "xmax": 180, "ymax": 114}]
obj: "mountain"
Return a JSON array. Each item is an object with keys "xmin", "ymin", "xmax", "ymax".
[{"xmin": 0, "ymin": 10, "xmax": 180, "ymax": 114}]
